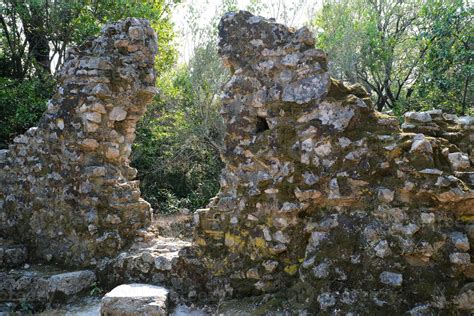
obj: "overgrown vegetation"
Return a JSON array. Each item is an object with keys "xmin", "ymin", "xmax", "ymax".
[
  {"xmin": 0, "ymin": 0, "xmax": 177, "ymax": 147},
  {"xmin": 132, "ymin": 64, "xmax": 225, "ymax": 213},
  {"xmin": 0, "ymin": 76, "xmax": 55, "ymax": 148},
  {"xmin": 313, "ymin": 0, "xmax": 473, "ymax": 114},
  {"xmin": 131, "ymin": 1, "xmax": 233, "ymax": 213},
  {"xmin": 1, "ymin": 0, "xmax": 472, "ymax": 213}
]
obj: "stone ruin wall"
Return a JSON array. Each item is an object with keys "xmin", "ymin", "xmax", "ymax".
[
  {"xmin": 0, "ymin": 10, "xmax": 473, "ymax": 314},
  {"xmin": 0, "ymin": 18, "xmax": 157, "ymax": 267},
  {"xmin": 191, "ymin": 11, "xmax": 474, "ymax": 313}
]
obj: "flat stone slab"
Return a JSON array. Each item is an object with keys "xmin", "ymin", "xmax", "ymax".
[
  {"xmin": 0, "ymin": 265, "xmax": 96, "ymax": 312},
  {"xmin": 101, "ymin": 283, "xmax": 169, "ymax": 315}
]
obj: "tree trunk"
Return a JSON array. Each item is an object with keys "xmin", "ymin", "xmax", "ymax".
[
  {"xmin": 18, "ymin": 1, "xmax": 51, "ymax": 74},
  {"xmin": 461, "ymin": 77, "xmax": 470, "ymax": 115},
  {"xmin": 376, "ymin": 94, "xmax": 388, "ymax": 111}
]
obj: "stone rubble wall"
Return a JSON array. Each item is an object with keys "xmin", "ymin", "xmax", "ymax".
[
  {"xmin": 192, "ymin": 11, "xmax": 474, "ymax": 313},
  {"xmin": 0, "ymin": 18, "xmax": 157, "ymax": 267}
]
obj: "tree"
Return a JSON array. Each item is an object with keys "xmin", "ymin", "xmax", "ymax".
[
  {"xmin": 412, "ymin": 0, "xmax": 473, "ymax": 114},
  {"xmin": 313, "ymin": 0, "xmax": 472, "ymax": 114},
  {"xmin": 0, "ymin": 0, "xmax": 177, "ymax": 75},
  {"xmin": 311, "ymin": 1, "xmax": 360, "ymax": 82},
  {"xmin": 315, "ymin": 0, "xmax": 424, "ymax": 111},
  {"xmin": 131, "ymin": 0, "xmax": 234, "ymax": 213},
  {"xmin": 247, "ymin": 0, "xmax": 316, "ymax": 27}
]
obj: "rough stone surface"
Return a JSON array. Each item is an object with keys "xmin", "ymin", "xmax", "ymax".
[
  {"xmin": 100, "ymin": 283, "xmax": 169, "ymax": 316},
  {"xmin": 186, "ymin": 11, "xmax": 474, "ymax": 314},
  {"xmin": 0, "ymin": 238, "xmax": 28, "ymax": 269},
  {"xmin": 97, "ymin": 235, "xmax": 190, "ymax": 289},
  {"xmin": 379, "ymin": 271, "xmax": 403, "ymax": 287},
  {"xmin": 0, "ymin": 18, "xmax": 158, "ymax": 267},
  {"xmin": 0, "ymin": 266, "xmax": 96, "ymax": 310}
]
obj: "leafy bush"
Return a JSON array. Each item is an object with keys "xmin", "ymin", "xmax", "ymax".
[
  {"xmin": 132, "ymin": 0, "xmax": 230, "ymax": 214},
  {"xmin": 0, "ymin": 76, "xmax": 55, "ymax": 148},
  {"xmin": 132, "ymin": 66, "xmax": 225, "ymax": 214},
  {"xmin": 0, "ymin": 0, "xmax": 177, "ymax": 148}
]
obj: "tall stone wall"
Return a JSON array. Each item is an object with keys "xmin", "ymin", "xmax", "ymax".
[
  {"xmin": 0, "ymin": 19, "xmax": 157, "ymax": 267},
  {"xmin": 192, "ymin": 11, "xmax": 474, "ymax": 313}
]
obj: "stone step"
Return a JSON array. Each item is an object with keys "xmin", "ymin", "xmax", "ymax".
[
  {"xmin": 0, "ymin": 264, "xmax": 96, "ymax": 313},
  {"xmin": 0, "ymin": 238, "xmax": 28, "ymax": 269},
  {"xmin": 97, "ymin": 236, "xmax": 191, "ymax": 288},
  {"xmin": 100, "ymin": 283, "xmax": 169, "ymax": 315}
]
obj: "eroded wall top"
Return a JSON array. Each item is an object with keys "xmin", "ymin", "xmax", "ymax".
[
  {"xmin": 0, "ymin": 18, "xmax": 157, "ymax": 267},
  {"xmin": 192, "ymin": 11, "xmax": 474, "ymax": 313}
]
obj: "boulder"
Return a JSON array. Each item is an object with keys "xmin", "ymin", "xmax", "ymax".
[{"xmin": 100, "ymin": 284, "xmax": 169, "ymax": 316}]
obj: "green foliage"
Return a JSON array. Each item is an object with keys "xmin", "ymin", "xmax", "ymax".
[
  {"xmin": 3, "ymin": 0, "xmax": 470, "ymax": 215},
  {"xmin": 1, "ymin": 0, "xmax": 223, "ymax": 214},
  {"xmin": 0, "ymin": 76, "xmax": 54, "ymax": 148},
  {"xmin": 0, "ymin": 0, "xmax": 178, "ymax": 74},
  {"xmin": 132, "ymin": 67, "xmax": 224, "ymax": 214},
  {"xmin": 313, "ymin": 0, "xmax": 472, "ymax": 115},
  {"xmin": 89, "ymin": 282, "xmax": 104, "ymax": 296},
  {"xmin": 69, "ymin": 0, "xmax": 178, "ymax": 73},
  {"xmin": 411, "ymin": 0, "xmax": 473, "ymax": 115},
  {"xmin": 313, "ymin": 1, "xmax": 359, "ymax": 82},
  {"xmin": 0, "ymin": 0, "xmax": 178, "ymax": 148},
  {"xmin": 131, "ymin": 1, "xmax": 231, "ymax": 214},
  {"xmin": 20, "ymin": 299, "xmax": 34, "ymax": 314}
]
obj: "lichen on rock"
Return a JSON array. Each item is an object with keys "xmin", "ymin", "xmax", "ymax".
[{"xmin": 191, "ymin": 11, "xmax": 474, "ymax": 313}]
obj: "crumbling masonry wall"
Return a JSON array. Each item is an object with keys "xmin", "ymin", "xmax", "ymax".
[
  {"xmin": 0, "ymin": 19, "xmax": 157, "ymax": 267},
  {"xmin": 192, "ymin": 11, "xmax": 474, "ymax": 313}
]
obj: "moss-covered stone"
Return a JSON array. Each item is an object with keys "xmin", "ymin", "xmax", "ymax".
[{"xmin": 189, "ymin": 10, "xmax": 474, "ymax": 313}]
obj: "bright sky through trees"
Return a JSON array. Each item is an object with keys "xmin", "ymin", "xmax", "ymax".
[{"xmin": 172, "ymin": 0, "xmax": 321, "ymax": 62}]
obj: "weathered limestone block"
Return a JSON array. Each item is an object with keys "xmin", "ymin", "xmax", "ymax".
[
  {"xmin": 0, "ymin": 266, "xmax": 96, "ymax": 310},
  {"xmin": 100, "ymin": 284, "xmax": 169, "ymax": 316},
  {"xmin": 0, "ymin": 18, "xmax": 157, "ymax": 267},
  {"xmin": 96, "ymin": 236, "xmax": 190, "ymax": 288},
  {"xmin": 191, "ymin": 11, "xmax": 474, "ymax": 313}
]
